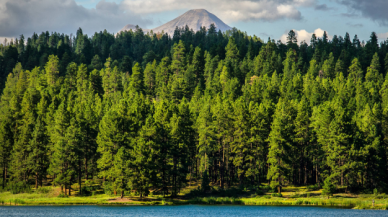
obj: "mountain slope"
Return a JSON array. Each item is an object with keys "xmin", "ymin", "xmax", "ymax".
[
  {"xmin": 117, "ymin": 24, "xmax": 149, "ymax": 34},
  {"xmin": 152, "ymin": 9, "xmax": 232, "ymax": 35},
  {"xmin": 118, "ymin": 9, "xmax": 232, "ymax": 36}
]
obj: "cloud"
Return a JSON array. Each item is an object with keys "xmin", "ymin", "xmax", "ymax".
[
  {"xmin": 341, "ymin": 13, "xmax": 358, "ymax": 18},
  {"xmin": 337, "ymin": 0, "xmax": 388, "ymax": 26},
  {"xmin": 0, "ymin": 0, "xmax": 150, "ymax": 38},
  {"xmin": 377, "ymin": 33, "xmax": 388, "ymax": 40},
  {"xmin": 121, "ymin": 0, "xmax": 317, "ymax": 23},
  {"xmin": 314, "ymin": 4, "xmax": 332, "ymax": 11},
  {"xmin": 347, "ymin": 23, "xmax": 363, "ymax": 28},
  {"xmin": 0, "ymin": 37, "xmax": 14, "ymax": 45},
  {"xmin": 280, "ymin": 28, "xmax": 331, "ymax": 44}
]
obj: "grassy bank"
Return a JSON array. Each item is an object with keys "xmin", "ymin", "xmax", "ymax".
[{"xmin": 1, "ymin": 185, "xmax": 388, "ymax": 210}]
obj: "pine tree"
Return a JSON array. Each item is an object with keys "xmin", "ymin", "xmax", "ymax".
[
  {"xmin": 130, "ymin": 62, "xmax": 144, "ymax": 93},
  {"xmin": 45, "ymin": 55, "xmax": 60, "ymax": 87},
  {"xmin": 28, "ymin": 116, "xmax": 49, "ymax": 189},
  {"xmin": 143, "ymin": 60, "xmax": 156, "ymax": 96},
  {"xmin": 267, "ymin": 98, "xmax": 295, "ymax": 193},
  {"xmin": 231, "ymin": 97, "xmax": 250, "ymax": 185}
]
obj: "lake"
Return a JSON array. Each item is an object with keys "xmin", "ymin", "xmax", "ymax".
[{"xmin": 0, "ymin": 205, "xmax": 387, "ymax": 217}]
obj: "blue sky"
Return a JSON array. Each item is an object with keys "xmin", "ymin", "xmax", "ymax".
[
  {"xmin": 0, "ymin": 0, "xmax": 387, "ymax": 43},
  {"xmin": 74, "ymin": 0, "xmax": 388, "ymax": 43}
]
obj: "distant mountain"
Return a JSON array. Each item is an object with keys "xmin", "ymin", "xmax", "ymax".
[
  {"xmin": 117, "ymin": 24, "xmax": 149, "ymax": 34},
  {"xmin": 118, "ymin": 9, "xmax": 232, "ymax": 36}
]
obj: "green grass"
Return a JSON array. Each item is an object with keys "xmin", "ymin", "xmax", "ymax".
[{"xmin": 1, "ymin": 184, "xmax": 388, "ymax": 209}]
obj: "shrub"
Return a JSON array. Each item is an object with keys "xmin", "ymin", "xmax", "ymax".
[
  {"xmin": 255, "ymin": 190, "xmax": 264, "ymax": 195},
  {"xmin": 102, "ymin": 182, "xmax": 114, "ymax": 195},
  {"xmin": 322, "ymin": 178, "xmax": 336, "ymax": 196},
  {"xmin": 81, "ymin": 186, "xmax": 92, "ymax": 196},
  {"xmin": 36, "ymin": 187, "xmax": 52, "ymax": 194},
  {"xmin": 373, "ymin": 188, "xmax": 378, "ymax": 196},
  {"xmin": 271, "ymin": 193, "xmax": 282, "ymax": 197},
  {"xmin": 13, "ymin": 199, "xmax": 26, "ymax": 205},
  {"xmin": 201, "ymin": 171, "xmax": 210, "ymax": 192},
  {"xmin": 8, "ymin": 182, "xmax": 32, "ymax": 194},
  {"xmin": 260, "ymin": 185, "xmax": 272, "ymax": 191},
  {"xmin": 58, "ymin": 192, "xmax": 68, "ymax": 198},
  {"xmin": 307, "ymin": 184, "xmax": 320, "ymax": 191}
]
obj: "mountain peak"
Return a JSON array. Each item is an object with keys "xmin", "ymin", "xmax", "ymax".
[{"xmin": 118, "ymin": 9, "xmax": 232, "ymax": 36}]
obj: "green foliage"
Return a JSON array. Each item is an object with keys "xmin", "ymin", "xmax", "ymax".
[
  {"xmin": 57, "ymin": 192, "xmax": 69, "ymax": 198},
  {"xmin": 322, "ymin": 178, "xmax": 336, "ymax": 196},
  {"xmin": 271, "ymin": 193, "xmax": 282, "ymax": 197},
  {"xmin": 307, "ymin": 184, "xmax": 320, "ymax": 191},
  {"xmin": 255, "ymin": 189, "xmax": 264, "ymax": 195},
  {"xmin": 6, "ymin": 182, "xmax": 32, "ymax": 194},
  {"xmin": 373, "ymin": 188, "xmax": 378, "ymax": 196},
  {"xmin": 201, "ymin": 170, "xmax": 210, "ymax": 192},
  {"xmin": 36, "ymin": 187, "xmax": 52, "ymax": 194},
  {"xmin": 0, "ymin": 27, "xmax": 387, "ymax": 199}
]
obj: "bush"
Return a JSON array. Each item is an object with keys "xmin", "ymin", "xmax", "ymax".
[
  {"xmin": 271, "ymin": 193, "xmax": 282, "ymax": 197},
  {"xmin": 255, "ymin": 189, "xmax": 264, "ymax": 195},
  {"xmin": 57, "ymin": 192, "xmax": 68, "ymax": 198},
  {"xmin": 81, "ymin": 186, "xmax": 92, "ymax": 196},
  {"xmin": 7, "ymin": 182, "xmax": 32, "ymax": 194},
  {"xmin": 307, "ymin": 184, "xmax": 320, "ymax": 191},
  {"xmin": 373, "ymin": 188, "xmax": 378, "ymax": 196},
  {"xmin": 260, "ymin": 185, "xmax": 272, "ymax": 191},
  {"xmin": 322, "ymin": 178, "xmax": 336, "ymax": 196},
  {"xmin": 201, "ymin": 171, "xmax": 210, "ymax": 192},
  {"xmin": 36, "ymin": 187, "xmax": 52, "ymax": 194},
  {"xmin": 12, "ymin": 199, "xmax": 26, "ymax": 205},
  {"xmin": 102, "ymin": 182, "xmax": 114, "ymax": 195}
]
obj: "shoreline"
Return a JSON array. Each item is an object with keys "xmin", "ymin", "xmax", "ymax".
[{"xmin": 0, "ymin": 196, "xmax": 386, "ymax": 210}]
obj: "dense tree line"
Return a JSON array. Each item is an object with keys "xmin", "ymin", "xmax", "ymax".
[{"xmin": 1, "ymin": 25, "xmax": 388, "ymax": 197}]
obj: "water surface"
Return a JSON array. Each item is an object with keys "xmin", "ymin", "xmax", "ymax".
[{"xmin": 0, "ymin": 205, "xmax": 387, "ymax": 217}]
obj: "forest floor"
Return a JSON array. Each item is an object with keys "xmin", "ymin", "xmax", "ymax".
[{"xmin": 0, "ymin": 181, "xmax": 387, "ymax": 210}]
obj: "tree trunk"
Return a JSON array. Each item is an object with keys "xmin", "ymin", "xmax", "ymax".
[
  {"xmin": 189, "ymin": 165, "xmax": 192, "ymax": 187},
  {"xmin": 121, "ymin": 190, "xmax": 124, "ymax": 199},
  {"xmin": 3, "ymin": 166, "xmax": 6, "ymax": 189},
  {"xmin": 221, "ymin": 142, "xmax": 225, "ymax": 189},
  {"xmin": 278, "ymin": 176, "xmax": 282, "ymax": 193},
  {"xmin": 304, "ymin": 163, "xmax": 307, "ymax": 185},
  {"xmin": 316, "ymin": 164, "xmax": 319, "ymax": 186},
  {"xmin": 79, "ymin": 159, "xmax": 82, "ymax": 195},
  {"xmin": 35, "ymin": 172, "xmax": 38, "ymax": 189},
  {"xmin": 84, "ymin": 157, "xmax": 88, "ymax": 180}
]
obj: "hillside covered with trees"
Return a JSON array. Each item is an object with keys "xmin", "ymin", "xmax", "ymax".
[{"xmin": 1, "ymin": 25, "xmax": 388, "ymax": 197}]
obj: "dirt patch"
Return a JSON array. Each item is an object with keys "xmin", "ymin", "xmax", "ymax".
[
  {"xmin": 108, "ymin": 197, "xmax": 135, "ymax": 203},
  {"xmin": 51, "ymin": 187, "xmax": 62, "ymax": 197}
]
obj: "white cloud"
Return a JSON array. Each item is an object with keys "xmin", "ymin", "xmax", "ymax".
[
  {"xmin": 280, "ymin": 28, "xmax": 331, "ymax": 44},
  {"xmin": 377, "ymin": 32, "xmax": 388, "ymax": 40},
  {"xmin": 0, "ymin": 0, "xmax": 150, "ymax": 38},
  {"xmin": 122, "ymin": 0, "xmax": 317, "ymax": 23},
  {"xmin": 0, "ymin": 37, "xmax": 14, "ymax": 45}
]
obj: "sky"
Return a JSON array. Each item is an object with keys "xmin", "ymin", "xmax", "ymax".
[{"xmin": 0, "ymin": 0, "xmax": 387, "ymax": 44}]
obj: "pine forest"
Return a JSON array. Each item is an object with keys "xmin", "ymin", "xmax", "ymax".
[{"xmin": 1, "ymin": 25, "xmax": 388, "ymax": 197}]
